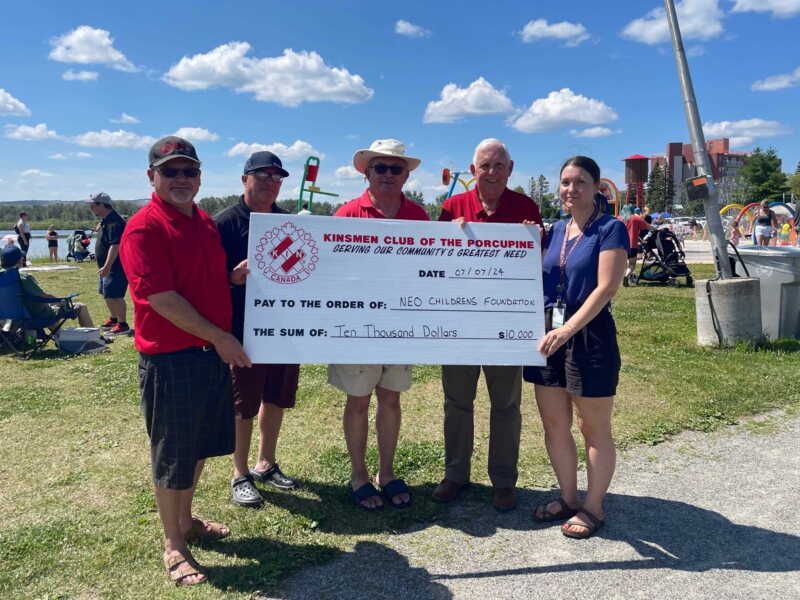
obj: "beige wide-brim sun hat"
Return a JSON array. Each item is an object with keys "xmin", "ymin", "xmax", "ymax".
[{"xmin": 353, "ymin": 139, "xmax": 421, "ymax": 175}]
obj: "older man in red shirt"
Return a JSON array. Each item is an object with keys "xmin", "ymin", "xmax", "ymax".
[
  {"xmin": 434, "ymin": 138, "xmax": 543, "ymax": 512},
  {"xmin": 120, "ymin": 136, "xmax": 251, "ymax": 587}
]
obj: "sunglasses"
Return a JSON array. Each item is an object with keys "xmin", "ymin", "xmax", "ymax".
[
  {"xmin": 156, "ymin": 167, "xmax": 201, "ymax": 178},
  {"xmin": 371, "ymin": 163, "xmax": 406, "ymax": 175},
  {"xmin": 251, "ymin": 170, "xmax": 285, "ymax": 181}
]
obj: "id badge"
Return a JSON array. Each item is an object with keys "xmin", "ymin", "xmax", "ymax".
[{"xmin": 552, "ymin": 304, "xmax": 566, "ymax": 328}]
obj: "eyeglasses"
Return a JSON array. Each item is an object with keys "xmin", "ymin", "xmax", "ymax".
[
  {"xmin": 371, "ymin": 164, "xmax": 406, "ymax": 175},
  {"xmin": 156, "ymin": 167, "xmax": 201, "ymax": 178},
  {"xmin": 250, "ymin": 170, "xmax": 285, "ymax": 181}
]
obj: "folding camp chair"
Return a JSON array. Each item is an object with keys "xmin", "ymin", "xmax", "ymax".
[{"xmin": 0, "ymin": 268, "xmax": 79, "ymax": 358}]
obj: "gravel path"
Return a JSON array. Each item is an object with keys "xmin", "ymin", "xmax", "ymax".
[{"xmin": 279, "ymin": 413, "xmax": 800, "ymax": 599}]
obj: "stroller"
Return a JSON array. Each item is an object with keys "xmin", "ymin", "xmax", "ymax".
[
  {"xmin": 66, "ymin": 230, "xmax": 94, "ymax": 263},
  {"xmin": 638, "ymin": 228, "xmax": 693, "ymax": 288}
]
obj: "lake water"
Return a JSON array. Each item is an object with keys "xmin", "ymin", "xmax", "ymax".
[{"xmin": 3, "ymin": 229, "xmax": 95, "ymax": 260}]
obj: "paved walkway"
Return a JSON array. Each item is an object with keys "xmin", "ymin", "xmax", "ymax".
[{"xmin": 279, "ymin": 413, "xmax": 800, "ymax": 599}]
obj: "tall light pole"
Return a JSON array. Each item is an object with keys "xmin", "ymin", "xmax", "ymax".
[{"xmin": 664, "ymin": 0, "xmax": 733, "ymax": 279}]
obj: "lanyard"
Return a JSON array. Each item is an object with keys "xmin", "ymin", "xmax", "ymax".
[{"xmin": 557, "ymin": 206, "xmax": 599, "ymax": 305}]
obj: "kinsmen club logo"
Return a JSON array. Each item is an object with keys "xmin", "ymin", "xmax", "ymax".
[{"xmin": 255, "ymin": 222, "xmax": 319, "ymax": 284}]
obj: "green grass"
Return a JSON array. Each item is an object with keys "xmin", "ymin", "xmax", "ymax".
[{"xmin": 1, "ymin": 260, "xmax": 798, "ymax": 598}]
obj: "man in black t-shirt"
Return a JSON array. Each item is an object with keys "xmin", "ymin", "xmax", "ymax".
[{"xmin": 87, "ymin": 192, "xmax": 129, "ymax": 335}]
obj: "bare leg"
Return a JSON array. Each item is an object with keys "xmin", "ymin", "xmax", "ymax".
[
  {"xmin": 105, "ymin": 297, "xmax": 127, "ymax": 323},
  {"xmin": 76, "ymin": 304, "xmax": 94, "ymax": 327},
  {"xmin": 343, "ymin": 393, "xmax": 381, "ymax": 509},
  {"xmin": 232, "ymin": 417, "xmax": 253, "ymax": 479},
  {"xmin": 534, "ymin": 384, "xmax": 580, "ymax": 517},
  {"xmin": 253, "ymin": 403, "xmax": 284, "ymax": 471},
  {"xmin": 374, "ymin": 386, "xmax": 408, "ymax": 505},
  {"xmin": 154, "ymin": 460, "xmax": 206, "ymax": 585},
  {"xmin": 564, "ymin": 395, "xmax": 616, "ymax": 534}
]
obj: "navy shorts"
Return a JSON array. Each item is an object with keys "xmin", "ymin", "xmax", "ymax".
[
  {"xmin": 231, "ymin": 363, "xmax": 300, "ymax": 419},
  {"xmin": 138, "ymin": 347, "xmax": 235, "ymax": 490},
  {"xmin": 98, "ymin": 270, "xmax": 128, "ymax": 299},
  {"xmin": 523, "ymin": 306, "xmax": 621, "ymax": 398}
]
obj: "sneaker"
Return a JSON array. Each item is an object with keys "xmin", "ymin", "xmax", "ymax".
[
  {"xmin": 109, "ymin": 323, "xmax": 130, "ymax": 335},
  {"xmin": 100, "ymin": 318, "xmax": 117, "ymax": 330},
  {"xmin": 250, "ymin": 463, "xmax": 299, "ymax": 490}
]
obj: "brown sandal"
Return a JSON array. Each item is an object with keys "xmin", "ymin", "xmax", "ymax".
[
  {"xmin": 165, "ymin": 551, "xmax": 206, "ymax": 587},
  {"xmin": 533, "ymin": 498, "xmax": 579, "ymax": 523},
  {"xmin": 187, "ymin": 517, "xmax": 230, "ymax": 542},
  {"xmin": 561, "ymin": 508, "xmax": 605, "ymax": 539}
]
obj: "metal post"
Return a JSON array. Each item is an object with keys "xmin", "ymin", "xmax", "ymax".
[{"xmin": 664, "ymin": 0, "xmax": 732, "ymax": 279}]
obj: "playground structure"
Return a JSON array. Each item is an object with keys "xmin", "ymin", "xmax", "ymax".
[
  {"xmin": 442, "ymin": 168, "xmax": 474, "ymax": 198},
  {"xmin": 297, "ymin": 156, "xmax": 338, "ymax": 213},
  {"xmin": 623, "ymin": 154, "xmax": 649, "ymax": 210},
  {"xmin": 599, "ymin": 178, "xmax": 620, "ymax": 216},
  {"xmin": 720, "ymin": 201, "xmax": 797, "ymax": 245}
]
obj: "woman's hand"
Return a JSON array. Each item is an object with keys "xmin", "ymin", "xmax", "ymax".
[{"xmin": 538, "ymin": 325, "xmax": 575, "ymax": 357}]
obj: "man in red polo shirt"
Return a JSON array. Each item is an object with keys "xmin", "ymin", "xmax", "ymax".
[
  {"xmin": 331, "ymin": 139, "xmax": 429, "ymax": 512},
  {"xmin": 433, "ymin": 138, "xmax": 543, "ymax": 513},
  {"xmin": 120, "ymin": 136, "xmax": 251, "ymax": 587}
]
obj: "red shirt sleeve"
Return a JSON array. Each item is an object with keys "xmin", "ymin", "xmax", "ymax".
[{"xmin": 121, "ymin": 215, "xmax": 175, "ymax": 299}]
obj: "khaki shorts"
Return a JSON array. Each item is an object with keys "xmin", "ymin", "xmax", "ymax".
[{"xmin": 327, "ymin": 364, "xmax": 413, "ymax": 397}]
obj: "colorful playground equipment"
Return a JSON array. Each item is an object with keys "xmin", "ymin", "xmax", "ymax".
[
  {"xmin": 724, "ymin": 201, "xmax": 797, "ymax": 245},
  {"xmin": 442, "ymin": 168, "xmax": 474, "ymax": 198},
  {"xmin": 599, "ymin": 178, "xmax": 620, "ymax": 215},
  {"xmin": 297, "ymin": 156, "xmax": 338, "ymax": 213}
]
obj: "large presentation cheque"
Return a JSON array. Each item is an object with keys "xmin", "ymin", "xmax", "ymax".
[{"xmin": 243, "ymin": 214, "xmax": 546, "ymax": 366}]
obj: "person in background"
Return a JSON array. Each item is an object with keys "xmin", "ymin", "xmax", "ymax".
[
  {"xmin": 754, "ymin": 200, "xmax": 778, "ymax": 247},
  {"xmin": 88, "ymin": 192, "xmax": 130, "ymax": 335},
  {"xmin": 523, "ymin": 156, "xmax": 628, "ymax": 540},
  {"xmin": 15, "ymin": 211, "xmax": 31, "ymax": 267},
  {"xmin": 297, "ymin": 201, "xmax": 311, "ymax": 215},
  {"xmin": 46, "ymin": 225, "xmax": 59, "ymax": 263},
  {"xmin": 620, "ymin": 208, "xmax": 650, "ymax": 287}
]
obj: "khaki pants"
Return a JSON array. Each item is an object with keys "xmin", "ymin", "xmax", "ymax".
[{"xmin": 442, "ymin": 365, "xmax": 522, "ymax": 488}]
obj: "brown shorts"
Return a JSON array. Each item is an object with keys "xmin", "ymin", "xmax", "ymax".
[{"xmin": 231, "ymin": 363, "xmax": 300, "ymax": 418}]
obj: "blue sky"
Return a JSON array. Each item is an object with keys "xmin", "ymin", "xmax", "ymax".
[{"xmin": 1, "ymin": 0, "xmax": 799, "ymax": 204}]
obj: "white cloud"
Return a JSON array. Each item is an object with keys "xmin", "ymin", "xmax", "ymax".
[
  {"xmin": 49, "ymin": 153, "xmax": 68, "ymax": 160},
  {"xmin": 173, "ymin": 127, "xmax": 219, "ymax": 142},
  {"xmin": 702, "ymin": 118, "xmax": 788, "ymax": 147},
  {"xmin": 20, "ymin": 169, "xmax": 54, "ymax": 177},
  {"xmin": 404, "ymin": 179, "xmax": 422, "ymax": 192},
  {"xmin": 4, "ymin": 123, "xmax": 62, "ymax": 141},
  {"xmin": 395, "ymin": 20, "xmax": 431, "ymax": 38},
  {"xmin": 686, "ymin": 45, "xmax": 705, "ymax": 57},
  {"xmin": 0, "ymin": 89, "xmax": 31, "ymax": 116},
  {"xmin": 49, "ymin": 25, "xmax": 138, "ymax": 72},
  {"xmin": 424, "ymin": 77, "xmax": 515, "ymax": 124},
  {"xmin": 74, "ymin": 129, "xmax": 155, "ymax": 148},
  {"xmin": 752, "ymin": 66, "xmax": 800, "ymax": 91},
  {"xmin": 519, "ymin": 19, "xmax": 589, "ymax": 47},
  {"xmin": 570, "ymin": 127, "xmax": 621, "ymax": 138},
  {"xmin": 110, "ymin": 112, "xmax": 140, "ymax": 124},
  {"xmin": 226, "ymin": 139, "xmax": 322, "ymax": 160},
  {"xmin": 731, "ymin": 0, "xmax": 800, "ymax": 17},
  {"xmin": 335, "ymin": 165, "xmax": 362, "ymax": 179},
  {"xmin": 621, "ymin": 0, "xmax": 724, "ymax": 45},
  {"xmin": 511, "ymin": 88, "xmax": 618, "ymax": 134},
  {"xmin": 62, "ymin": 69, "xmax": 99, "ymax": 82},
  {"xmin": 76, "ymin": 152, "xmax": 92, "ymax": 158},
  {"xmin": 163, "ymin": 43, "xmax": 373, "ymax": 107}
]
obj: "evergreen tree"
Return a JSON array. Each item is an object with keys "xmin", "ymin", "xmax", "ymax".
[
  {"xmin": 737, "ymin": 147, "xmax": 788, "ymax": 202},
  {"xmin": 646, "ymin": 164, "xmax": 666, "ymax": 212},
  {"xmin": 662, "ymin": 163, "xmax": 675, "ymax": 211}
]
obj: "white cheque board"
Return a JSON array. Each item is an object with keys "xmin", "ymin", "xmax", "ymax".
[{"xmin": 243, "ymin": 214, "xmax": 546, "ymax": 366}]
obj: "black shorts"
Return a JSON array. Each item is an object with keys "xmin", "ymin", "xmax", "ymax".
[
  {"xmin": 523, "ymin": 305, "xmax": 621, "ymax": 398},
  {"xmin": 138, "ymin": 347, "xmax": 235, "ymax": 490},
  {"xmin": 98, "ymin": 270, "xmax": 128, "ymax": 299}
]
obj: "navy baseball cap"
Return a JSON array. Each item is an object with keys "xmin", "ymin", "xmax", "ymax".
[
  {"xmin": 149, "ymin": 136, "xmax": 200, "ymax": 168},
  {"xmin": 1, "ymin": 245, "xmax": 23, "ymax": 268},
  {"xmin": 243, "ymin": 151, "xmax": 289, "ymax": 177}
]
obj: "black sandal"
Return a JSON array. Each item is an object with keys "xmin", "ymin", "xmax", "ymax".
[
  {"xmin": 533, "ymin": 497, "xmax": 578, "ymax": 523},
  {"xmin": 561, "ymin": 508, "xmax": 605, "ymax": 539}
]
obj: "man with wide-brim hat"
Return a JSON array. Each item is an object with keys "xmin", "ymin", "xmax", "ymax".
[
  {"xmin": 330, "ymin": 139, "xmax": 429, "ymax": 511},
  {"xmin": 120, "ymin": 135, "xmax": 251, "ymax": 587}
]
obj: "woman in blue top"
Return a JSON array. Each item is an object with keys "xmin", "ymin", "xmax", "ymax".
[{"xmin": 523, "ymin": 156, "xmax": 629, "ymax": 539}]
